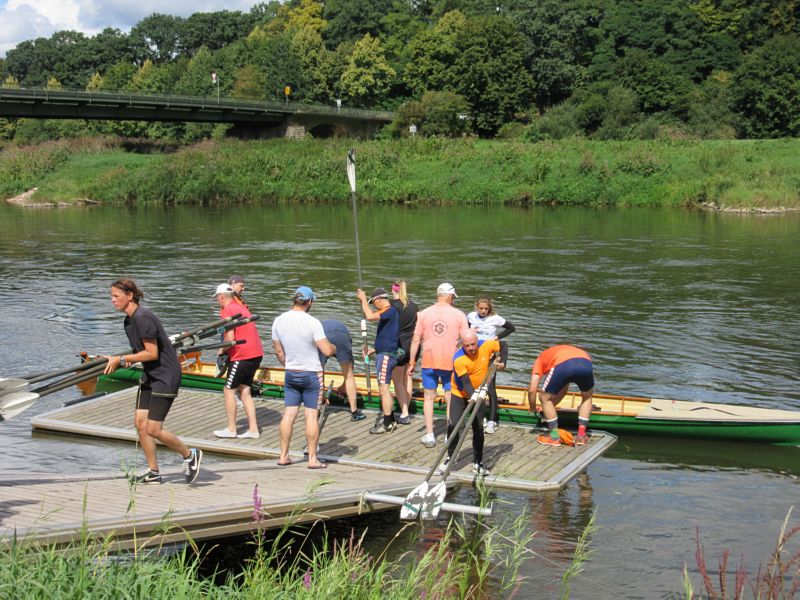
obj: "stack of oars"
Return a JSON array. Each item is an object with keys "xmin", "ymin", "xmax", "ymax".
[{"xmin": 0, "ymin": 313, "xmax": 260, "ymax": 420}]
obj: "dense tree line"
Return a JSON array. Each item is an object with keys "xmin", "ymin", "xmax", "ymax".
[{"xmin": 1, "ymin": 0, "xmax": 799, "ymax": 142}]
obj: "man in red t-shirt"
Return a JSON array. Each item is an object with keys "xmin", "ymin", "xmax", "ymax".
[
  {"xmin": 528, "ymin": 345, "xmax": 594, "ymax": 447},
  {"xmin": 213, "ymin": 283, "xmax": 264, "ymax": 439}
]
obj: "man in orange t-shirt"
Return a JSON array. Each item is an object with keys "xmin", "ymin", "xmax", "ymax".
[
  {"xmin": 528, "ymin": 345, "xmax": 594, "ymax": 447},
  {"xmin": 408, "ymin": 283, "xmax": 468, "ymax": 448}
]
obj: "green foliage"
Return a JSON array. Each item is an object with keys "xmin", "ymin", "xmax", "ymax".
[
  {"xmin": 732, "ymin": 34, "xmax": 800, "ymax": 138},
  {"xmin": 322, "ymin": 0, "xmax": 395, "ymax": 49},
  {"xmin": 339, "ymin": 34, "xmax": 396, "ymax": 107},
  {"xmin": 394, "ymin": 90, "xmax": 470, "ymax": 137}
]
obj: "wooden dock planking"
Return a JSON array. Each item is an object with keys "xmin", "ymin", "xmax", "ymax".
[
  {"xmin": 31, "ymin": 388, "xmax": 615, "ymax": 492},
  {"xmin": 0, "ymin": 462, "xmax": 443, "ymax": 550}
]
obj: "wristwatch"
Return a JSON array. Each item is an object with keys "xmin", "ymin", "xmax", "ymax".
[{"xmin": 119, "ymin": 355, "xmax": 127, "ymax": 368}]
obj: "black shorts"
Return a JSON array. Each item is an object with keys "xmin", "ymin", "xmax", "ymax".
[
  {"xmin": 135, "ymin": 384, "xmax": 176, "ymax": 422},
  {"xmin": 226, "ymin": 356, "xmax": 262, "ymax": 389}
]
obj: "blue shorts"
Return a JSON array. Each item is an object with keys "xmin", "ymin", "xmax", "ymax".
[
  {"xmin": 542, "ymin": 358, "xmax": 594, "ymax": 394},
  {"xmin": 284, "ymin": 370, "xmax": 323, "ymax": 410},
  {"xmin": 375, "ymin": 353, "xmax": 397, "ymax": 385},
  {"xmin": 421, "ymin": 368, "xmax": 452, "ymax": 391},
  {"xmin": 318, "ymin": 326, "xmax": 354, "ymax": 367}
]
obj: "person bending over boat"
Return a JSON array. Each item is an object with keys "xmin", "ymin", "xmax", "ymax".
[
  {"xmin": 318, "ymin": 319, "xmax": 365, "ymax": 422},
  {"xmin": 442, "ymin": 330, "xmax": 508, "ymax": 476},
  {"xmin": 389, "ymin": 280, "xmax": 418, "ymax": 424},
  {"xmin": 528, "ymin": 345, "xmax": 594, "ymax": 447},
  {"xmin": 357, "ymin": 287, "xmax": 401, "ymax": 434},
  {"xmin": 213, "ymin": 283, "xmax": 263, "ymax": 439},
  {"xmin": 271, "ymin": 286, "xmax": 336, "ymax": 469},
  {"xmin": 467, "ymin": 295, "xmax": 516, "ymax": 435},
  {"xmin": 103, "ymin": 278, "xmax": 202, "ymax": 484},
  {"xmin": 408, "ymin": 283, "xmax": 468, "ymax": 448}
]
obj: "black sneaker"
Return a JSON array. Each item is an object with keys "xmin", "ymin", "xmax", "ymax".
[
  {"xmin": 134, "ymin": 470, "xmax": 162, "ymax": 484},
  {"xmin": 472, "ymin": 462, "xmax": 490, "ymax": 476},
  {"xmin": 351, "ymin": 411, "xmax": 366, "ymax": 422},
  {"xmin": 184, "ymin": 448, "xmax": 203, "ymax": 483},
  {"xmin": 437, "ymin": 456, "xmax": 450, "ymax": 474},
  {"xmin": 396, "ymin": 415, "xmax": 412, "ymax": 425},
  {"xmin": 369, "ymin": 420, "xmax": 397, "ymax": 434}
]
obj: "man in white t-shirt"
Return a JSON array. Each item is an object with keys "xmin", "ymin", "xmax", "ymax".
[{"xmin": 271, "ymin": 286, "xmax": 336, "ymax": 469}]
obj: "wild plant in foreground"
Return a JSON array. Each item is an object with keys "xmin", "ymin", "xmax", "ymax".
[{"xmin": 684, "ymin": 506, "xmax": 799, "ymax": 599}]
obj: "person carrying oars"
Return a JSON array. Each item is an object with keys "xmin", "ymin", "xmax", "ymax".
[
  {"xmin": 441, "ymin": 330, "xmax": 508, "ymax": 476},
  {"xmin": 103, "ymin": 278, "xmax": 202, "ymax": 484}
]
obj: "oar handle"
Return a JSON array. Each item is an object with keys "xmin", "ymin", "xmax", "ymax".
[
  {"xmin": 169, "ymin": 314, "xmax": 243, "ymax": 345},
  {"xmin": 25, "ymin": 355, "xmax": 109, "ymax": 384},
  {"xmin": 174, "ymin": 315, "xmax": 259, "ymax": 348},
  {"xmin": 33, "ymin": 362, "xmax": 108, "ymax": 396},
  {"xmin": 179, "ymin": 340, "xmax": 244, "ymax": 354}
]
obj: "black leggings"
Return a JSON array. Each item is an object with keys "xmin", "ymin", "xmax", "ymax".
[
  {"xmin": 447, "ymin": 394, "xmax": 486, "ymax": 464},
  {"xmin": 487, "ymin": 376, "xmax": 498, "ymax": 422}
]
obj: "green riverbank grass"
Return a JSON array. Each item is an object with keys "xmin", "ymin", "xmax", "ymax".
[{"xmin": 2, "ymin": 137, "xmax": 798, "ymax": 209}]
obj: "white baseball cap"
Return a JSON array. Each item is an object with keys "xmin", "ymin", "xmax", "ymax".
[
  {"xmin": 213, "ymin": 283, "xmax": 234, "ymax": 297},
  {"xmin": 437, "ymin": 282, "xmax": 458, "ymax": 297}
]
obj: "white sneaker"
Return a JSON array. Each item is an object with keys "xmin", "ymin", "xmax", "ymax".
[
  {"xmin": 213, "ymin": 429, "xmax": 237, "ymax": 438},
  {"xmin": 420, "ymin": 433, "xmax": 436, "ymax": 448},
  {"xmin": 485, "ymin": 421, "xmax": 497, "ymax": 434},
  {"xmin": 237, "ymin": 430, "xmax": 260, "ymax": 439}
]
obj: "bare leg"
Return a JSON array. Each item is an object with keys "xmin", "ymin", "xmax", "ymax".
[
  {"xmin": 391, "ymin": 364, "xmax": 410, "ymax": 417},
  {"xmin": 578, "ymin": 388, "xmax": 594, "ymax": 421},
  {"xmin": 379, "ymin": 382, "xmax": 394, "ymax": 416},
  {"xmin": 222, "ymin": 387, "xmax": 238, "ymax": 433},
  {"xmin": 145, "ymin": 420, "xmax": 190, "ymax": 461},
  {"xmin": 341, "ymin": 362, "xmax": 358, "ymax": 412},
  {"xmin": 238, "ymin": 384, "xmax": 259, "ymax": 433},
  {"xmin": 279, "ymin": 406, "xmax": 299, "ymax": 464},
  {"xmin": 135, "ymin": 409, "xmax": 159, "ymax": 471},
  {"xmin": 423, "ymin": 388, "xmax": 436, "ymax": 435},
  {"xmin": 304, "ymin": 407, "xmax": 323, "ymax": 467}
]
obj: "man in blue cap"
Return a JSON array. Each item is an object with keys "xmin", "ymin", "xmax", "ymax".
[{"xmin": 271, "ymin": 286, "xmax": 336, "ymax": 469}]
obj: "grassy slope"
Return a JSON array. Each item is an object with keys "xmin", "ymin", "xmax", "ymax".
[{"xmin": 2, "ymin": 137, "xmax": 799, "ymax": 209}]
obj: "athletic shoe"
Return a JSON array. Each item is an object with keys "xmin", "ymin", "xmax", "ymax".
[
  {"xmin": 420, "ymin": 433, "xmax": 436, "ymax": 448},
  {"xmin": 213, "ymin": 429, "xmax": 237, "ymax": 438},
  {"xmin": 134, "ymin": 470, "xmax": 162, "ymax": 484},
  {"xmin": 369, "ymin": 421, "xmax": 397, "ymax": 434},
  {"xmin": 184, "ymin": 448, "xmax": 203, "ymax": 483},
  {"xmin": 350, "ymin": 411, "xmax": 366, "ymax": 422},
  {"xmin": 537, "ymin": 434, "xmax": 561, "ymax": 447},
  {"xmin": 472, "ymin": 462, "xmax": 491, "ymax": 476},
  {"xmin": 396, "ymin": 415, "xmax": 412, "ymax": 425},
  {"xmin": 485, "ymin": 421, "xmax": 497, "ymax": 434},
  {"xmin": 237, "ymin": 430, "xmax": 260, "ymax": 439},
  {"xmin": 437, "ymin": 456, "xmax": 450, "ymax": 474},
  {"xmin": 575, "ymin": 434, "xmax": 589, "ymax": 446}
]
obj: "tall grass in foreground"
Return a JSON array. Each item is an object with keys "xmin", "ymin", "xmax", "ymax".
[
  {"xmin": 0, "ymin": 484, "xmax": 532, "ymax": 599},
  {"xmin": 683, "ymin": 507, "xmax": 799, "ymax": 599}
]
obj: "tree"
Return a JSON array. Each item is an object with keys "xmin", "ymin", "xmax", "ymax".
[
  {"xmin": 403, "ymin": 10, "xmax": 466, "ymax": 96},
  {"xmin": 232, "ymin": 64, "xmax": 268, "ymax": 99},
  {"xmin": 323, "ymin": 0, "xmax": 394, "ymax": 48},
  {"xmin": 339, "ymin": 33, "xmax": 396, "ymax": 106},
  {"xmin": 173, "ymin": 48, "xmax": 220, "ymax": 97},
  {"xmin": 286, "ymin": 0, "xmax": 327, "ymax": 34},
  {"xmin": 3, "ymin": 75, "xmax": 20, "ymax": 88},
  {"xmin": 180, "ymin": 11, "xmax": 256, "ymax": 56},
  {"xmin": 291, "ymin": 27, "xmax": 338, "ymax": 103},
  {"xmin": 130, "ymin": 13, "xmax": 185, "ymax": 63},
  {"xmin": 86, "ymin": 72, "xmax": 104, "ymax": 91},
  {"xmin": 732, "ymin": 35, "xmax": 800, "ymax": 137},
  {"xmin": 101, "ymin": 61, "xmax": 138, "ymax": 91},
  {"xmin": 450, "ymin": 15, "xmax": 533, "ymax": 136}
]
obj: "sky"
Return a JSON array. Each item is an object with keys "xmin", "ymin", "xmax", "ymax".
[{"xmin": 0, "ymin": 0, "xmax": 258, "ymax": 57}]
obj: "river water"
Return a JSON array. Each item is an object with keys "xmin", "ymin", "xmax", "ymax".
[{"xmin": 0, "ymin": 204, "xmax": 798, "ymax": 598}]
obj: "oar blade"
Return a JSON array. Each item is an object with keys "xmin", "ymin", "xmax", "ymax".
[
  {"xmin": 400, "ymin": 481, "xmax": 429, "ymax": 520},
  {"xmin": 0, "ymin": 391, "xmax": 39, "ymax": 420},
  {"xmin": 421, "ymin": 482, "xmax": 447, "ymax": 520},
  {"xmin": 0, "ymin": 379, "xmax": 28, "ymax": 394}
]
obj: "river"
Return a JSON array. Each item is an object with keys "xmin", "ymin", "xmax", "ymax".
[{"xmin": 0, "ymin": 204, "xmax": 798, "ymax": 598}]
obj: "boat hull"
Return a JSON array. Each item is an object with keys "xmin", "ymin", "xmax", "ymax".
[{"xmin": 101, "ymin": 360, "xmax": 800, "ymax": 445}]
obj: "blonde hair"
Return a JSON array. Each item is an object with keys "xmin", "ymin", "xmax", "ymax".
[
  {"xmin": 474, "ymin": 295, "xmax": 495, "ymax": 315},
  {"xmin": 392, "ymin": 280, "xmax": 409, "ymax": 308}
]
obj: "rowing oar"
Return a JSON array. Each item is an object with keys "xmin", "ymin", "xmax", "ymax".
[
  {"xmin": 0, "ymin": 364, "xmax": 109, "ymax": 421},
  {"xmin": 169, "ymin": 313, "xmax": 243, "ymax": 348},
  {"xmin": 399, "ymin": 357, "xmax": 499, "ymax": 521},
  {"xmin": 174, "ymin": 315, "xmax": 259, "ymax": 350},
  {"xmin": 360, "ymin": 318, "xmax": 374, "ymax": 406},
  {"xmin": 304, "ymin": 380, "xmax": 334, "ymax": 456},
  {"xmin": 0, "ymin": 356, "xmax": 111, "ymax": 394}
]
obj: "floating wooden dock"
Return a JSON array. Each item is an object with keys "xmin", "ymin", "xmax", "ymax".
[{"xmin": 0, "ymin": 388, "xmax": 615, "ymax": 549}]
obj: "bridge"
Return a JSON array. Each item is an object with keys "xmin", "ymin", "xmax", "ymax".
[{"xmin": 0, "ymin": 87, "xmax": 394, "ymax": 139}]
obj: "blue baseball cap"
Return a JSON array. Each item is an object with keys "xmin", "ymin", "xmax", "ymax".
[{"xmin": 294, "ymin": 286, "xmax": 317, "ymax": 301}]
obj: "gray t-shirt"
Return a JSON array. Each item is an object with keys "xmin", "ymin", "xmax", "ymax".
[{"xmin": 271, "ymin": 309, "xmax": 326, "ymax": 371}]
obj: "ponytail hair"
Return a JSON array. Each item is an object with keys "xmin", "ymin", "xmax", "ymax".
[
  {"xmin": 112, "ymin": 277, "xmax": 144, "ymax": 303},
  {"xmin": 393, "ymin": 280, "xmax": 409, "ymax": 308}
]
